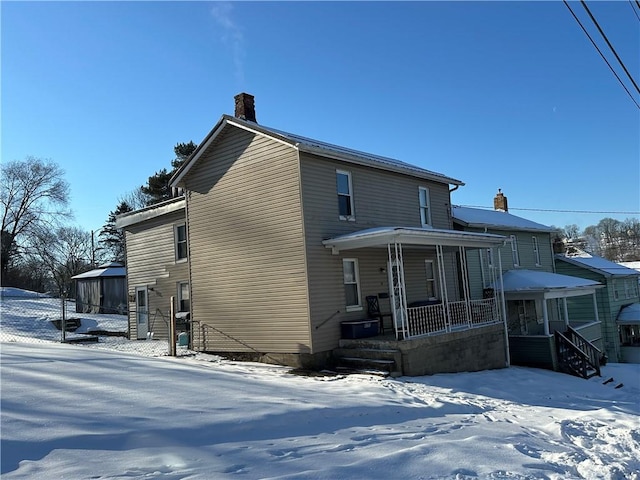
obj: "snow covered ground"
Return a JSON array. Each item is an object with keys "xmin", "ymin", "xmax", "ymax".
[{"xmin": 1, "ymin": 290, "xmax": 639, "ymax": 479}]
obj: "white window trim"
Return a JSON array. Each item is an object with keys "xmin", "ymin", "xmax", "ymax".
[
  {"xmin": 532, "ymin": 236, "xmax": 541, "ymax": 266},
  {"xmin": 510, "ymin": 235, "xmax": 520, "ymax": 267},
  {"xmin": 342, "ymin": 258, "xmax": 362, "ymax": 312},
  {"xmin": 425, "ymin": 259, "xmax": 438, "ymax": 299},
  {"xmin": 419, "ymin": 186, "xmax": 432, "ymax": 227},
  {"xmin": 177, "ymin": 281, "xmax": 190, "ymax": 312},
  {"xmin": 175, "ymin": 223, "xmax": 188, "ymax": 262},
  {"xmin": 336, "ymin": 169, "xmax": 355, "ymax": 221}
]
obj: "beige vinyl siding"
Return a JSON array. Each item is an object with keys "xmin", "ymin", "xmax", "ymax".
[
  {"xmin": 183, "ymin": 127, "xmax": 310, "ymax": 353},
  {"xmin": 124, "ymin": 209, "xmax": 189, "ymax": 340},
  {"xmin": 298, "ymin": 153, "xmax": 456, "ymax": 351}
]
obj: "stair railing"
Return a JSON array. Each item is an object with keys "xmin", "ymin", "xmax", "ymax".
[
  {"xmin": 565, "ymin": 325, "xmax": 601, "ymax": 377},
  {"xmin": 554, "ymin": 331, "xmax": 600, "ymax": 379}
]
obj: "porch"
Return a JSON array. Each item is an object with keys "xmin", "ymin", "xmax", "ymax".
[
  {"xmin": 334, "ymin": 322, "xmax": 507, "ymax": 377},
  {"xmin": 322, "ymin": 226, "xmax": 511, "ymax": 375}
]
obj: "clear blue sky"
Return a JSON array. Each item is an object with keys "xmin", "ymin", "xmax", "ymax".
[{"xmin": 2, "ymin": 1, "xmax": 639, "ymax": 235}]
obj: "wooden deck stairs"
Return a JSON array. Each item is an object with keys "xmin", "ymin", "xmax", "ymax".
[{"xmin": 555, "ymin": 326, "xmax": 602, "ymax": 379}]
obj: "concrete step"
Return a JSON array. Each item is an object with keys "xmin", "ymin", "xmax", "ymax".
[
  {"xmin": 334, "ymin": 366, "xmax": 391, "ymax": 378},
  {"xmin": 333, "ymin": 347, "xmax": 400, "ymax": 361},
  {"xmin": 333, "ymin": 349, "xmax": 402, "ymax": 377}
]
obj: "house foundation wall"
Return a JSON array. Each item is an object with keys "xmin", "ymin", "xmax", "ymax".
[
  {"xmin": 399, "ymin": 323, "xmax": 507, "ymax": 376},
  {"xmin": 204, "ymin": 350, "xmax": 333, "ymax": 370}
]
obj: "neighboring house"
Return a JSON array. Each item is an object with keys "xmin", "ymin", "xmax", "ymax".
[
  {"xmin": 115, "ymin": 197, "xmax": 189, "ymax": 341},
  {"xmin": 72, "ymin": 262, "xmax": 127, "ymax": 314},
  {"xmin": 452, "ymin": 197, "xmax": 605, "ymax": 373},
  {"xmin": 135, "ymin": 92, "xmax": 512, "ymax": 376},
  {"xmin": 555, "ymin": 253, "xmax": 640, "ymax": 363}
]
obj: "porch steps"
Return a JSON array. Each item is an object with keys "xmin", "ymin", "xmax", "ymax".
[{"xmin": 332, "ymin": 347, "xmax": 403, "ymax": 377}]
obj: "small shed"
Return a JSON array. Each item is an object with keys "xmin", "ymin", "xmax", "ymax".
[{"xmin": 72, "ymin": 262, "xmax": 127, "ymax": 314}]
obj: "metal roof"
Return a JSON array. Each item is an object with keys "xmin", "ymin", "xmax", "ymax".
[
  {"xmin": 322, "ymin": 226, "xmax": 505, "ymax": 253},
  {"xmin": 452, "ymin": 206, "xmax": 554, "ymax": 232},
  {"xmin": 171, "ymin": 115, "xmax": 464, "ymax": 188},
  {"xmin": 555, "ymin": 254, "xmax": 640, "ymax": 277}
]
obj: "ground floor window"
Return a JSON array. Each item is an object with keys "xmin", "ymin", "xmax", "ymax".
[
  {"xmin": 177, "ymin": 281, "xmax": 190, "ymax": 312},
  {"xmin": 425, "ymin": 259, "xmax": 437, "ymax": 299},
  {"xmin": 342, "ymin": 258, "xmax": 361, "ymax": 311},
  {"xmin": 620, "ymin": 324, "xmax": 640, "ymax": 346}
]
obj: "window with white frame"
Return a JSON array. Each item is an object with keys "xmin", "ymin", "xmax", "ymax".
[
  {"xmin": 425, "ymin": 260, "xmax": 437, "ymax": 299},
  {"xmin": 613, "ymin": 279, "xmax": 620, "ymax": 300},
  {"xmin": 532, "ymin": 236, "xmax": 541, "ymax": 266},
  {"xmin": 177, "ymin": 281, "xmax": 190, "ymax": 312},
  {"xmin": 419, "ymin": 187, "xmax": 432, "ymax": 227},
  {"xmin": 175, "ymin": 223, "xmax": 187, "ymax": 261},
  {"xmin": 336, "ymin": 170, "xmax": 354, "ymax": 220},
  {"xmin": 486, "ymin": 248, "xmax": 494, "ymax": 268},
  {"xmin": 510, "ymin": 235, "xmax": 520, "ymax": 267},
  {"xmin": 342, "ymin": 258, "xmax": 361, "ymax": 310}
]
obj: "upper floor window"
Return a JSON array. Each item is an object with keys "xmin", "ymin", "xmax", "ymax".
[
  {"xmin": 342, "ymin": 258, "xmax": 362, "ymax": 311},
  {"xmin": 336, "ymin": 170, "xmax": 355, "ymax": 220},
  {"xmin": 510, "ymin": 235, "xmax": 520, "ymax": 267},
  {"xmin": 419, "ymin": 187, "xmax": 432, "ymax": 227},
  {"xmin": 486, "ymin": 248, "xmax": 494, "ymax": 268},
  {"xmin": 532, "ymin": 236, "xmax": 541, "ymax": 266},
  {"xmin": 175, "ymin": 223, "xmax": 187, "ymax": 261}
]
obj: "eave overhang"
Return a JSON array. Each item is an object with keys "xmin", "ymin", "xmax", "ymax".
[
  {"xmin": 115, "ymin": 197, "xmax": 185, "ymax": 229},
  {"xmin": 322, "ymin": 227, "xmax": 506, "ymax": 254}
]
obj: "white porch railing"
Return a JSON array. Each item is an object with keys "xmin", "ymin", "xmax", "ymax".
[{"xmin": 406, "ymin": 298, "xmax": 499, "ymax": 338}]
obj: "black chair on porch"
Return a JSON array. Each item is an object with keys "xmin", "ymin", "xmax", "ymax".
[{"xmin": 366, "ymin": 295, "xmax": 393, "ymax": 334}]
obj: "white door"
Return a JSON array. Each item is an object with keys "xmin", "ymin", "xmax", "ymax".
[{"xmin": 135, "ymin": 287, "xmax": 149, "ymax": 339}]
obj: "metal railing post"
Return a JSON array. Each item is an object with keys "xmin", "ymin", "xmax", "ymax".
[
  {"xmin": 61, "ymin": 292, "xmax": 66, "ymax": 343},
  {"xmin": 169, "ymin": 296, "xmax": 176, "ymax": 356}
]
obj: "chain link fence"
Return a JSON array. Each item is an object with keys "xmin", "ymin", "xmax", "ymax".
[{"xmin": 0, "ymin": 290, "xmax": 193, "ymax": 358}]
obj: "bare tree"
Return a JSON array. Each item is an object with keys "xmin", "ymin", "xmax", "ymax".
[
  {"xmin": 29, "ymin": 226, "xmax": 93, "ymax": 296},
  {"xmin": 118, "ymin": 188, "xmax": 149, "ymax": 211},
  {"xmin": 1, "ymin": 157, "xmax": 70, "ymax": 283}
]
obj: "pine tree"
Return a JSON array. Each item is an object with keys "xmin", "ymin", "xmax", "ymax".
[
  {"xmin": 140, "ymin": 141, "xmax": 197, "ymax": 206},
  {"xmin": 99, "ymin": 201, "xmax": 133, "ymax": 264}
]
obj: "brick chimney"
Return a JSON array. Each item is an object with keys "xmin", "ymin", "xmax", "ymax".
[
  {"xmin": 234, "ymin": 93, "xmax": 256, "ymax": 122},
  {"xmin": 493, "ymin": 189, "xmax": 508, "ymax": 212}
]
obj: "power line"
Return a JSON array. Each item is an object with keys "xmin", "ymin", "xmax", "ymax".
[
  {"xmin": 580, "ymin": 0, "xmax": 640, "ymax": 94},
  {"xmin": 562, "ymin": 0, "xmax": 640, "ymax": 109},
  {"xmin": 630, "ymin": 1, "xmax": 640, "ymax": 22},
  {"xmin": 459, "ymin": 205, "xmax": 640, "ymax": 215}
]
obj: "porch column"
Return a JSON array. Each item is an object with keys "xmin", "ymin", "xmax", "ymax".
[
  {"xmin": 563, "ymin": 298, "xmax": 570, "ymax": 328},
  {"xmin": 592, "ymin": 292, "xmax": 600, "ymax": 323},
  {"xmin": 542, "ymin": 298, "xmax": 550, "ymax": 336},
  {"xmin": 436, "ymin": 244, "xmax": 450, "ymax": 331},
  {"xmin": 387, "ymin": 242, "xmax": 408, "ymax": 339},
  {"xmin": 458, "ymin": 246, "xmax": 472, "ymax": 326}
]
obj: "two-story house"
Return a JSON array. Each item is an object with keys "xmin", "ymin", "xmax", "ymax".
[
  {"xmin": 452, "ymin": 196, "xmax": 604, "ymax": 374},
  {"xmin": 121, "ymin": 93, "xmax": 514, "ymax": 375},
  {"xmin": 555, "ymin": 252, "xmax": 640, "ymax": 363}
]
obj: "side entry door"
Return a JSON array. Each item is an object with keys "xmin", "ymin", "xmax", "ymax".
[{"xmin": 135, "ymin": 287, "xmax": 149, "ymax": 339}]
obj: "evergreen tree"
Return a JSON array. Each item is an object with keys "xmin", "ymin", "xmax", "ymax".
[
  {"xmin": 99, "ymin": 201, "xmax": 133, "ymax": 264},
  {"xmin": 140, "ymin": 141, "xmax": 197, "ymax": 206}
]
